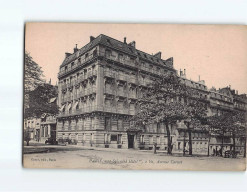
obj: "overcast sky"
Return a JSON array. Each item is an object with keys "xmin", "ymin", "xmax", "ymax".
[{"xmin": 25, "ymin": 23, "xmax": 247, "ymax": 94}]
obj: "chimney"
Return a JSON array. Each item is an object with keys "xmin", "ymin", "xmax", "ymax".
[
  {"xmin": 128, "ymin": 41, "xmax": 136, "ymax": 48},
  {"xmin": 236, "ymin": 90, "xmax": 238, "ymax": 95},
  {"xmin": 154, "ymin": 52, "xmax": 161, "ymax": 59},
  {"xmin": 90, "ymin": 36, "xmax": 95, "ymax": 42},
  {"xmin": 124, "ymin": 37, "xmax": 127, "ymax": 44},
  {"xmin": 184, "ymin": 69, "xmax": 186, "ymax": 77},
  {"xmin": 180, "ymin": 69, "xmax": 182, "ymax": 76},
  {"xmin": 74, "ymin": 44, "xmax": 78, "ymax": 53},
  {"xmin": 199, "ymin": 75, "xmax": 200, "ymax": 81},
  {"xmin": 65, "ymin": 52, "xmax": 72, "ymax": 58},
  {"xmin": 49, "ymin": 78, "xmax": 51, "ymax": 85}
]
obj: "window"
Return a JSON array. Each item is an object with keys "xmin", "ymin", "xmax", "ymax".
[
  {"xmin": 93, "ymin": 49, "xmax": 97, "ymax": 57},
  {"xmin": 178, "ymin": 142, "xmax": 181, "ymax": 150},
  {"xmin": 111, "ymin": 134, "xmax": 117, "ymax": 142},
  {"xmin": 78, "ymin": 58, "xmax": 81, "ymax": 63},
  {"xmin": 105, "ymin": 50, "xmax": 111, "ymax": 58},
  {"xmin": 117, "ymin": 119, "xmax": 123, "ymax": 131},
  {"xmin": 105, "ymin": 117, "xmax": 111, "ymax": 131},
  {"xmin": 117, "ymin": 134, "xmax": 122, "ymax": 144},
  {"xmin": 118, "ymin": 54, "xmax": 123, "ymax": 61},
  {"xmin": 149, "ymin": 136, "xmax": 153, "ymax": 144},
  {"xmin": 140, "ymin": 135, "xmax": 144, "ymax": 143},
  {"xmin": 85, "ymin": 53, "xmax": 89, "ymax": 59},
  {"xmin": 157, "ymin": 136, "xmax": 161, "ymax": 144}
]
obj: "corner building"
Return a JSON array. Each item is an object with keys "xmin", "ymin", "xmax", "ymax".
[{"xmin": 57, "ymin": 34, "xmax": 176, "ymax": 149}]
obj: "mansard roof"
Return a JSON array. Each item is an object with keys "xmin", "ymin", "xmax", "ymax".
[{"xmin": 60, "ymin": 34, "xmax": 174, "ymax": 68}]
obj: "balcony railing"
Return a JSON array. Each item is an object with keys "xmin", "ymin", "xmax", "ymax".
[
  {"xmin": 58, "ymin": 53, "xmax": 97, "ymax": 77},
  {"xmin": 129, "ymin": 93, "xmax": 137, "ymax": 99},
  {"xmin": 116, "ymin": 73, "xmax": 127, "ymax": 81},
  {"xmin": 104, "ymin": 87, "xmax": 114, "ymax": 95},
  {"xmin": 117, "ymin": 90, "xmax": 126, "ymax": 97},
  {"xmin": 104, "ymin": 71, "xmax": 115, "ymax": 78},
  {"xmin": 58, "ymin": 105, "xmax": 132, "ymax": 117}
]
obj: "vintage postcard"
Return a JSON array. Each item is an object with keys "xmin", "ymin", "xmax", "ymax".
[{"xmin": 23, "ymin": 23, "xmax": 247, "ymax": 171}]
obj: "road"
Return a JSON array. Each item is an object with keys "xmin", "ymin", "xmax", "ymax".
[{"xmin": 23, "ymin": 144, "xmax": 246, "ymax": 171}]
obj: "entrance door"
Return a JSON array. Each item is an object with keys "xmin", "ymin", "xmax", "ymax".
[{"xmin": 128, "ymin": 134, "xmax": 135, "ymax": 148}]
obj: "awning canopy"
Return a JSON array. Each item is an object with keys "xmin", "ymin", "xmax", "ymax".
[
  {"xmin": 72, "ymin": 101, "xmax": 79, "ymax": 110},
  {"xmin": 59, "ymin": 104, "xmax": 65, "ymax": 112},
  {"xmin": 67, "ymin": 103, "xmax": 72, "ymax": 111},
  {"xmin": 49, "ymin": 97, "xmax": 57, "ymax": 103}
]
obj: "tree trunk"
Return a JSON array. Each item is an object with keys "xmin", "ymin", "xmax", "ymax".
[
  {"xmin": 233, "ymin": 133, "xmax": 236, "ymax": 154},
  {"xmin": 165, "ymin": 122, "xmax": 172, "ymax": 155},
  {"xmin": 186, "ymin": 122, "xmax": 193, "ymax": 156},
  {"xmin": 188, "ymin": 129, "xmax": 192, "ymax": 155},
  {"xmin": 207, "ymin": 134, "xmax": 211, "ymax": 157},
  {"xmin": 183, "ymin": 129, "xmax": 186, "ymax": 156},
  {"xmin": 221, "ymin": 131, "xmax": 224, "ymax": 157},
  {"xmin": 244, "ymin": 136, "xmax": 246, "ymax": 158}
]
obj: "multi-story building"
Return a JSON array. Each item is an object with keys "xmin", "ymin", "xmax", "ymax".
[
  {"xmin": 208, "ymin": 87, "xmax": 247, "ymax": 156},
  {"xmin": 57, "ymin": 34, "xmax": 177, "ymax": 149},
  {"xmin": 57, "ymin": 34, "xmax": 246, "ymax": 154},
  {"xmin": 40, "ymin": 97, "xmax": 58, "ymax": 142},
  {"xmin": 24, "ymin": 118, "xmax": 41, "ymax": 141}
]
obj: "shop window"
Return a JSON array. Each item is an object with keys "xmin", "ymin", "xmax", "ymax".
[{"xmin": 111, "ymin": 134, "xmax": 117, "ymax": 142}]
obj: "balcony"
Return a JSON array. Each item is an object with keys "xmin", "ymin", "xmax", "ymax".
[
  {"xmin": 116, "ymin": 73, "xmax": 126, "ymax": 81},
  {"xmin": 104, "ymin": 71, "xmax": 115, "ymax": 78},
  {"xmin": 129, "ymin": 92, "xmax": 137, "ymax": 99},
  {"xmin": 104, "ymin": 106, "xmax": 117, "ymax": 113},
  {"xmin": 117, "ymin": 90, "xmax": 126, "ymax": 97},
  {"xmin": 118, "ymin": 109, "xmax": 129, "ymax": 115},
  {"xmin": 87, "ymin": 70, "xmax": 97, "ymax": 78},
  {"xmin": 104, "ymin": 87, "xmax": 114, "ymax": 95},
  {"xmin": 58, "ymin": 53, "xmax": 97, "ymax": 78},
  {"xmin": 86, "ymin": 86, "xmax": 96, "ymax": 95},
  {"xmin": 129, "ymin": 76, "xmax": 137, "ymax": 84}
]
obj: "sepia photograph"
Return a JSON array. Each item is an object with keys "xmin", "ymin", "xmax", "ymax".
[{"xmin": 23, "ymin": 23, "xmax": 247, "ymax": 171}]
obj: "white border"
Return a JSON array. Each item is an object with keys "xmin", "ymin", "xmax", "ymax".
[{"xmin": 0, "ymin": 0, "xmax": 246, "ymax": 192}]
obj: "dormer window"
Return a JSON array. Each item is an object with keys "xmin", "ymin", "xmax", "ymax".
[
  {"xmin": 106, "ymin": 39, "xmax": 111, "ymax": 44},
  {"xmin": 93, "ymin": 49, "xmax": 97, "ymax": 57},
  {"xmin": 85, "ymin": 53, "xmax": 89, "ymax": 59},
  {"xmin": 65, "ymin": 66, "xmax": 68, "ymax": 72},
  {"xmin": 71, "ymin": 62, "xmax": 74, "ymax": 67},
  {"xmin": 105, "ymin": 49, "xmax": 111, "ymax": 58},
  {"xmin": 78, "ymin": 58, "xmax": 81, "ymax": 63}
]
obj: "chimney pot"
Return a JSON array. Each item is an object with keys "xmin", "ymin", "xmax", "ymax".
[
  {"xmin": 124, "ymin": 37, "xmax": 127, "ymax": 44},
  {"xmin": 74, "ymin": 44, "xmax": 78, "ymax": 53},
  {"xmin": 90, "ymin": 36, "xmax": 95, "ymax": 42}
]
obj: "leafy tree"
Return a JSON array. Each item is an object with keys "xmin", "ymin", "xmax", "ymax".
[
  {"xmin": 207, "ymin": 111, "xmax": 246, "ymax": 156},
  {"xmin": 129, "ymin": 72, "xmax": 208, "ymax": 155},
  {"xmin": 24, "ymin": 51, "xmax": 44, "ymax": 92},
  {"xmin": 24, "ymin": 83, "xmax": 59, "ymax": 119}
]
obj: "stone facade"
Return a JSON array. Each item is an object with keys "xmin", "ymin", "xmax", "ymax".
[{"xmin": 56, "ymin": 34, "xmax": 247, "ymax": 154}]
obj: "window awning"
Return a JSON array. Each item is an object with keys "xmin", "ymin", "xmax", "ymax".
[
  {"xmin": 67, "ymin": 103, "xmax": 72, "ymax": 111},
  {"xmin": 72, "ymin": 101, "xmax": 79, "ymax": 110},
  {"xmin": 49, "ymin": 97, "xmax": 57, "ymax": 103},
  {"xmin": 59, "ymin": 104, "xmax": 65, "ymax": 112}
]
